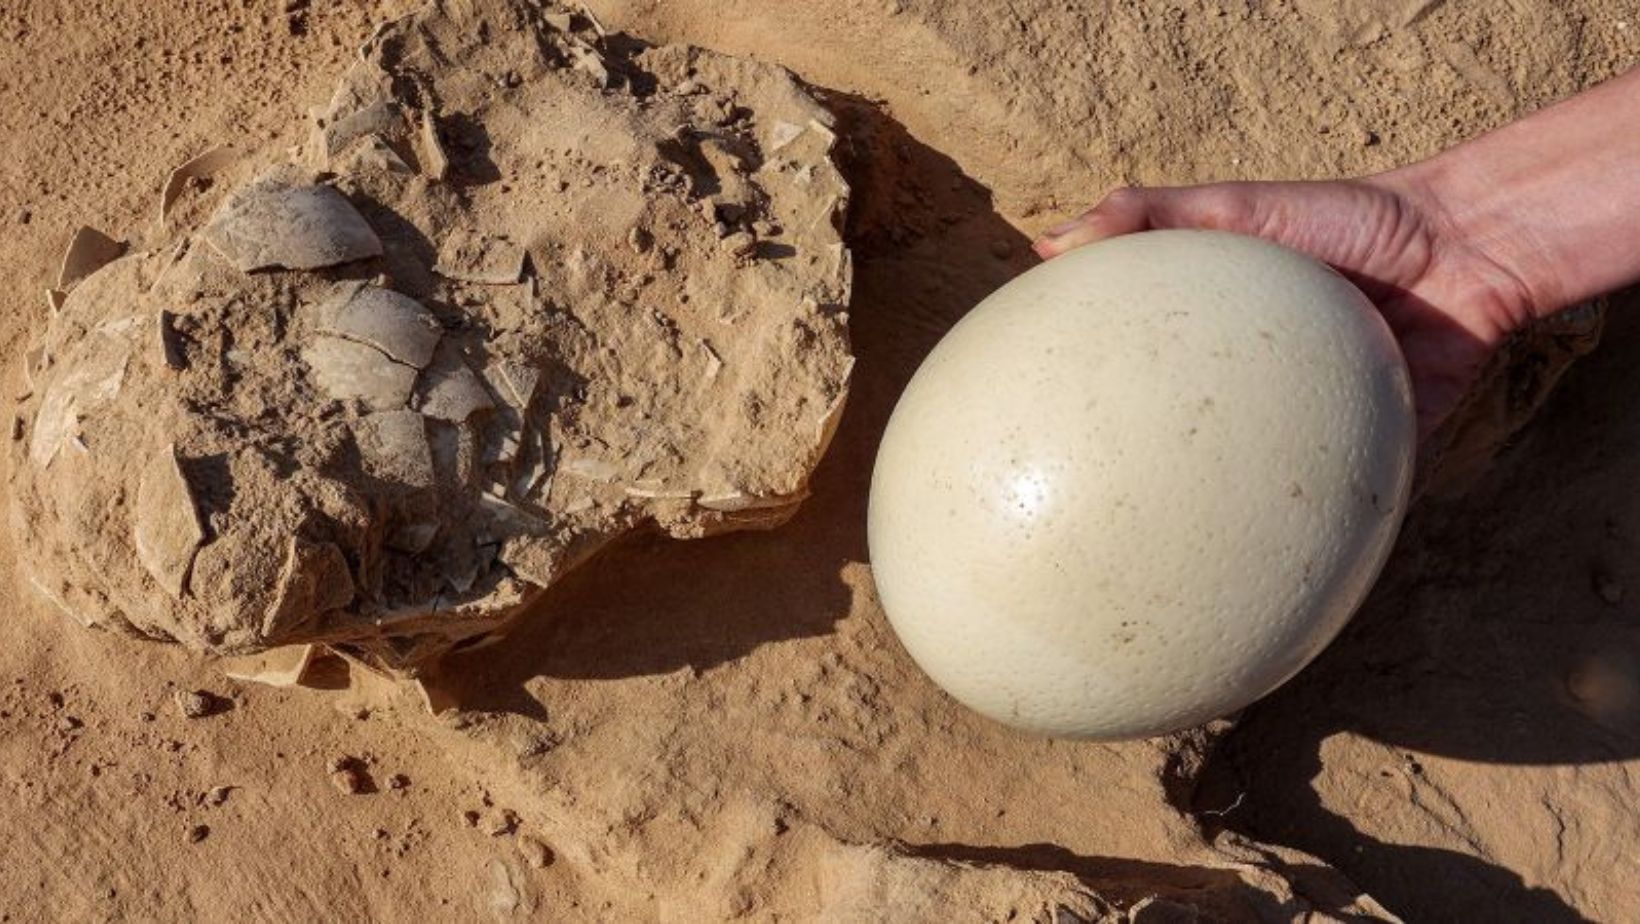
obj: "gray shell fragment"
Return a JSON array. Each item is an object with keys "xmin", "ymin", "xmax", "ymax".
[
  {"xmin": 318, "ymin": 283, "xmax": 443, "ymax": 369},
  {"xmin": 416, "ymin": 349, "xmax": 495, "ymax": 421},
  {"xmin": 303, "ymin": 336, "xmax": 417, "ymax": 409},
  {"xmin": 132, "ymin": 446, "xmax": 205, "ymax": 599},
  {"xmin": 356, "ymin": 408, "xmax": 436, "ymax": 487},
  {"xmin": 485, "ymin": 358, "xmax": 540, "ymax": 410},
  {"xmin": 203, "ymin": 177, "xmax": 383, "ymax": 272},
  {"xmin": 322, "ymin": 100, "xmax": 406, "ymax": 157}
]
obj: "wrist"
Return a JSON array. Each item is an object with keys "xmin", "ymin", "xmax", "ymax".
[{"xmin": 1381, "ymin": 152, "xmax": 1557, "ymax": 326}]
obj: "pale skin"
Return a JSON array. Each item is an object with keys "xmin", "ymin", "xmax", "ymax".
[{"xmin": 1034, "ymin": 67, "xmax": 1640, "ymax": 436}]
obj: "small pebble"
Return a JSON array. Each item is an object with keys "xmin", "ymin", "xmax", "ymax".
[
  {"xmin": 460, "ymin": 809, "xmax": 482, "ymax": 827},
  {"xmin": 187, "ymin": 824, "xmax": 210, "ymax": 844},
  {"xmin": 15, "ymin": 209, "xmax": 31, "ymax": 226},
  {"xmin": 627, "ymin": 227, "xmax": 652, "ymax": 253},
  {"xmin": 388, "ymin": 773, "xmax": 410, "ymax": 790},
  {"xmin": 519, "ymin": 835, "xmax": 555, "ymax": 869},
  {"xmin": 174, "ymin": 689, "xmax": 215, "ymax": 719},
  {"xmin": 56, "ymin": 715, "xmax": 82, "ymax": 733},
  {"xmin": 207, "ymin": 786, "xmax": 233, "ymax": 806},
  {"xmin": 329, "ymin": 756, "xmax": 367, "ymax": 795}
]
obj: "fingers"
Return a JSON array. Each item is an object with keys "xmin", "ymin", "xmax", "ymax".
[{"xmin": 1033, "ymin": 185, "xmax": 1255, "ymax": 259}]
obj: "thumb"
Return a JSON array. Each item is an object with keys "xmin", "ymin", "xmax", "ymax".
[{"xmin": 1033, "ymin": 185, "xmax": 1257, "ymax": 259}]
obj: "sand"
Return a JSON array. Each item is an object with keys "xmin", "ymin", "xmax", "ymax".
[{"xmin": 1, "ymin": 0, "xmax": 1636, "ymax": 921}]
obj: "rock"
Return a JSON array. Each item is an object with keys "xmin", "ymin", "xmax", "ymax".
[
  {"xmin": 328, "ymin": 756, "xmax": 368, "ymax": 794},
  {"xmin": 186, "ymin": 824, "xmax": 210, "ymax": 844},
  {"xmin": 173, "ymin": 689, "xmax": 217, "ymax": 719},
  {"xmin": 207, "ymin": 785, "xmax": 233, "ymax": 806}
]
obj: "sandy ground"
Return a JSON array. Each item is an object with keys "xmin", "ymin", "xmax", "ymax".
[{"xmin": 1, "ymin": 0, "xmax": 1637, "ymax": 921}]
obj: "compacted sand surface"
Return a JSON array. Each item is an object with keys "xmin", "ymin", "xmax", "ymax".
[{"xmin": 0, "ymin": 1, "xmax": 1635, "ymax": 920}]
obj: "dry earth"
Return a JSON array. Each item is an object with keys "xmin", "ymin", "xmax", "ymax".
[{"xmin": 0, "ymin": 0, "xmax": 1636, "ymax": 921}]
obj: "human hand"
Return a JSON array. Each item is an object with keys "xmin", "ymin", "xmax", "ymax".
[{"xmin": 1032, "ymin": 176, "xmax": 1538, "ymax": 436}]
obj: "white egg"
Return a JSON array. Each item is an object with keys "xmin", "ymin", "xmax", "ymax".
[{"xmin": 868, "ymin": 230, "xmax": 1416, "ymax": 740}]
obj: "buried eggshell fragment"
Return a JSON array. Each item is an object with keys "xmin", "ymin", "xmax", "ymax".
[
  {"xmin": 303, "ymin": 336, "xmax": 418, "ymax": 410},
  {"xmin": 202, "ymin": 176, "xmax": 383, "ymax": 271},
  {"xmin": 57, "ymin": 226, "xmax": 126, "ymax": 290},
  {"xmin": 261, "ymin": 536, "xmax": 357, "ymax": 641},
  {"xmin": 132, "ymin": 445, "xmax": 207, "ymax": 599},
  {"xmin": 416, "ymin": 347, "xmax": 495, "ymax": 421},
  {"xmin": 318, "ymin": 283, "xmax": 443, "ymax": 368},
  {"xmin": 159, "ymin": 145, "xmax": 239, "ymax": 226},
  {"xmin": 356, "ymin": 408, "xmax": 437, "ymax": 487},
  {"xmin": 321, "ymin": 100, "xmax": 406, "ymax": 158}
]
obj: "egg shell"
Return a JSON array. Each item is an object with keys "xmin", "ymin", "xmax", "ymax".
[{"xmin": 867, "ymin": 229, "xmax": 1416, "ymax": 740}]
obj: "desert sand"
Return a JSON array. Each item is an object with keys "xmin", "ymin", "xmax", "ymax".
[{"xmin": 1, "ymin": 0, "xmax": 1636, "ymax": 921}]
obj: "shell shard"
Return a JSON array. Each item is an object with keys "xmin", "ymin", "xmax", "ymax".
[
  {"xmin": 356, "ymin": 408, "xmax": 437, "ymax": 487},
  {"xmin": 318, "ymin": 283, "xmax": 443, "ymax": 369},
  {"xmin": 415, "ymin": 348, "xmax": 495, "ymax": 421},
  {"xmin": 321, "ymin": 100, "xmax": 406, "ymax": 158},
  {"xmin": 485, "ymin": 358, "xmax": 540, "ymax": 410},
  {"xmin": 203, "ymin": 177, "xmax": 383, "ymax": 271},
  {"xmin": 418, "ymin": 112, "xmax": 449, "ymax": 181},
  {"xmin": 261, "ymin": 537, "xmax": 357, "ymax": 641},
  {"xmin": 221, "ymin": 644, "xmax": 319, "ymax": 688},
  {"xmin": 303, "ymin": 336, "xmax": 418, "ymax": 409},
  {"xmin": 160, "ymin": 144, "xmax": 239, "ymax": 226},
  {"xmin": 132, "ymin": 446, "xmax": 206, "ymax": 599},
  {"xmin": 57, "ymin": 226, "xmax": 126, "ymax": 290}
]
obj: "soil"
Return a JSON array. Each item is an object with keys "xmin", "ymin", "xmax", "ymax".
[{"xmin": 0, "ymin": 0, "xmax": 1635, "ymax": 921}]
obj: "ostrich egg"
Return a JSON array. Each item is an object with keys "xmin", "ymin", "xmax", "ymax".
[{"xmin": 867, "ymin": 230, "xmax": 1416, "ymax": 740}]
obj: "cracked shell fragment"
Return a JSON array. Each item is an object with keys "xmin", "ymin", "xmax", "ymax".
[
  {"xmin": 304, "ymin": 336, "xmax": 419, "ymax": 410},
  {"xmin": 318, "ymin": 283, "xmax": 444, "ymax": 369},
  {"xmin": 203, "ymin": 176, "xmax": 383, "ymax": 271},
  {"xmin": 132, "ymin": 446, "xmax": 207, "ymax": 599}
]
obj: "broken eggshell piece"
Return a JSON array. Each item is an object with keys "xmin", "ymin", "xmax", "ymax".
[{"xmin": 203, "ymin": 175, "xmax": 383, "ymax": 271}]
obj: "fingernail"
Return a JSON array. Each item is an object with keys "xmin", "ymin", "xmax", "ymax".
[{"xmin": 1043, "ymin": 218, "xmax": 1084, "ymax": 238}]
